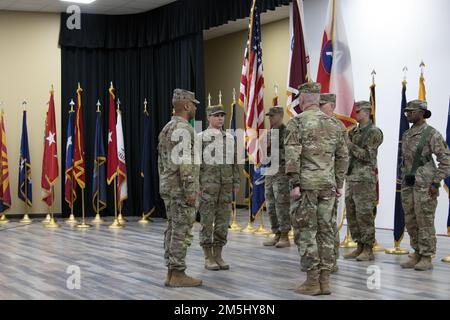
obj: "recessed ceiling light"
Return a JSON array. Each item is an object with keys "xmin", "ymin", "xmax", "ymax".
[{"xmin": 60, "ymin": 0, "xmax": 97, "ymax": 4}]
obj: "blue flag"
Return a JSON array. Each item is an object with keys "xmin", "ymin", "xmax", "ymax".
[
  {"xmin": 393, "ymin": 81, "xmax": 410, "ymax": 243},
  {"xmin": 18, "ymin": 110, "xmax": 32, "ymax": 206},
  {"xmin": 65, "ymin": 111, "xmax": 76, "ymax": 207},
  {"xmin": 141, "ymin": 109, "xmax": 155, "ymax": 217},
  {"xmin": 244, "ymin": 157, "xmax": 265, "ymax": 221},
  {"xmin": 92, "ymin": 110, "xmax": 107, "ymax": 213},
  {"xmin": 444, "ymin": 98, "xmax": 450, "ymax": 235}
]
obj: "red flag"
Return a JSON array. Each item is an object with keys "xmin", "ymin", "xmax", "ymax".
[
  {"xmin": 73, "ymin": 84, "xmax": 85, "ymax": 189},
  {"xmin": 107, "ymin": 84, "xmax": 118, "ymax": 185},
  {"xmin": 41, "ymin": 89, "xmax": 59, "ymax": 206}
]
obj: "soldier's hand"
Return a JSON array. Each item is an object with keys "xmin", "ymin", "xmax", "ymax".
[
  {"xmin": 428, "ymin": 185, "xmax": 439, "ymax": 199},
  {"xmin": 291, "ymin": 187, "xmax": 301, "ymax": 200},
  {"xmin": 336, "ymin": 189, "xmax": 343, "ymax": 198},
  {"xmin": 233, "ymin": 187, "xmax": 240, "ymax": 194}
]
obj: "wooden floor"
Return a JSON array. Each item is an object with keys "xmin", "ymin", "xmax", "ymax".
[{"xmin": 1, "ymin": 210, "xmax": 450, "ymax": 300}]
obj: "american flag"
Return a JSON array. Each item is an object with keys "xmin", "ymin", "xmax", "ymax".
[{"xmin": 239, "ymin": 0, "xmax": 265, "ymax": 166}]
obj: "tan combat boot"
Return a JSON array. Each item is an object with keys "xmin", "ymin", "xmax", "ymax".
[
  {"xmin": 203, "ymin": 247, "xmax": 220, "ymax": 270},
  {"xmin": 275, "ymin": 232, "xmax": 291, "ymax": 248},
  {"xmin": 319, "ymin": 270, "xmax": 331, "ymax": 295},
  {"xmin": 356, "ymin": 244, "xmax": 374, "ymax": 261},
  {"xmin": 414, "ymin": 256, "xmax": 433, "ymax": 271},
  {"xmin": 400, "ymin": 252, "xmax": 421, "ymax": 269},
  {"xmin": 164, "ymin": 269, "xmax": 172, "ymax": 286},
  {"xmin": 213, "ymin": 246, "xmax": 230, "ymax": 270},
  {"xmin": 263, "ymin": 233, "xmax": 281, "ymax": 246},
  {"xmin": 168, "ymin": 270, "xmax": 202, "ymax": 287},
  {"xmin": 343, "ymin": 243, "xmax": 363, "ymax": 259},
  {"xmin": 295, "ymin": 270, "xmax": 321, "ymax": 296}
]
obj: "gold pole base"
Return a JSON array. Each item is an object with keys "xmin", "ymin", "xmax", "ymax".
[
  {"xmin": 76, "ymin": 222, "xmax": 92, "ymax": 229},
  {"xmin": 254, "ymin": 225, "xmax": 272, "ymax": 236},
  {"xmin": 19, "ymin": 214, "xmax": 32, "ymax": 224},
  {"xmin": 441, "ymin": 255, "xmax": 450, "ymax": 263},
  {"xmin": 109, "ymin": 218, "xmax": 123, "ymax": 229},
  {"xmin": 288, "ymin": 229, "xmax": 294, "ymax": 240},
  {"xmin": 229, "ymin": 221, "xmax": 243, "ymax": 232},
  {"xmin": 65, "ymin": 214, "xmax": 78, "ymax": 224},
  {"xmin": 373, "ymin": 240, "xmax": 385, "ymax": 252},
  {"xmin": 340, "ymin": 235, "xmax": 358, "ymax": 248},
  {"xmin": 0, "ymin": 214, "xmax": 10, "ymax": 224},
  {"xmin": 118, "ymin": 213, "xmax": 128, "ymax": 224},
  {"xmin": 241, "ymin": 222, "xmax": 256, "ymax": 233},
  {"xmin": 44, "ymin": 218, "xmax": 60, "ymax": 228},
  {"xmin": 91, "ymin": 214, "xmax": 104, "ymax": 224},
  {"xmin": 42, "ymin": 214, "xmax": 51, "ymax": 224},
  {"xmin": 138, "ymin": 216, "xmax": 151, "ymax": 224},
  {"xmin": 385, "ymin": 247, "xmax": 410, "ymax": 255}
]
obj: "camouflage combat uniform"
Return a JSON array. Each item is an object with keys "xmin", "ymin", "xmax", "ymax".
[
  {"xmin": 198, "ymin": 126, "xmax": 240, "ymax": 249},
  {"xmin": 401, "ymin": 102, "xmax": 450, "ymax": 257},
  {"xmin": 285, "ymin": 101, "xmax": 348, "ymax": 272},
  {"xmin": 158, "ymin": 115, "xmax": 199, "ymax": 272},
  {"xmin": 346, "ymin": 115, "xmax": 383, "ymax": 248},
  {"xmin": 265, "ymin": 123, "xmax": 291, "ymax": 236},
  {"xmin": 320, "ymin": 93, "xmax": 350, "ymax": 265}
]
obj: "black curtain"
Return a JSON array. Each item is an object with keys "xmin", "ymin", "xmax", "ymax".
[
  {"xmin": 59, "ymin": 0, "xmax": 290, "ymax": 218},
  {"xmin": 59, "ymin": 0, "xmax": 291, "ymax": 49},
  {"xmin": 61, "ymin": 33, "xmax": 205, "ymax": 218}
]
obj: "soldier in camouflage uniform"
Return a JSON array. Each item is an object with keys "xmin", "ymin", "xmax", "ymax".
[
  {"xmin": 319, "ymin": 93, "xmax": 349, "ymax": 273},
  {"xmin": 158, "ymin": 89, "xmax": 202, "ymax": 287},
  {"xmin": 285, "ymin": 82, "xmax": 348, "ymax": 296},
  {"xmin": 400, "ymin": 100, "xmax": 450, "ymax": 271},
  {"xmin": 263, "ymin": 107, "xmax": 291, "ymax": 248},
  {"xmin": 344, "ymin": 101, "xmax": 383, "ymax": 262},
  {"xmin": 198, "ymin": 105, "xmax": 240, "ymax": 271}
]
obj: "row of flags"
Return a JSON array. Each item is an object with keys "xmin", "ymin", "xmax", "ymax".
[
  {"xmin": 65, "ymin": 84, "xmax": 128, "ymax": 215},
  {"xmin": 239, "ymin": 0, "xmax": 450, "ymax": 236},
  {"xmin": 1, "ymin": 83, "xmax": 154, "ymax": 219}
]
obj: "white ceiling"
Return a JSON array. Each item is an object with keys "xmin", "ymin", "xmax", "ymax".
[{"xmin": 0, "ymin": 0, "xmax": 176, "ymax": 15}]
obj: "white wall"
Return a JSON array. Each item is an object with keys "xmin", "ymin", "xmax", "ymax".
[{"xmin": 304, "ymin": 0, "xmax": 450, "ymax": 234}]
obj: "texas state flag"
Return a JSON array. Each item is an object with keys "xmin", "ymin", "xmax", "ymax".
[{"xmin": 317, "ymin": 0, "xmax": 356, "ymax": 128}]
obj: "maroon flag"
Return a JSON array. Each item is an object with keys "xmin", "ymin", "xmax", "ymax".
[
  {"xmin": 73, "ymin": 84, "xmax": 85, "ymax": 189},
  {"xmin": 41, "ymin": 89, "xmax": 58, "ymax": 206},
  {"xmin": 286, "ymin": 0, "xmax": 310, "ymax": 117},
  {"xmin": 107, "ymin": 83, "xmax": 119, "ymax": 185}
]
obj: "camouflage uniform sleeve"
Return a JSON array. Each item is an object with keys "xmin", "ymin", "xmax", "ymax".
[
  {"xmin": 284, "ymin": 118, "xmax": 301, "ymax": 189},
  {"xmin": 335, "ymin": 129, "xmax": 349, "ymax": 189},
  {"xmin": 179, "ymin": 124, "xmax": 199, "ymax": 198},
  {"xmin": 430, "ymin": 130, "xmax": 450, "ymax": 184},
  {"xmin": 348, "ymin": 128, "xmax": 383, "ymax": 162}
]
